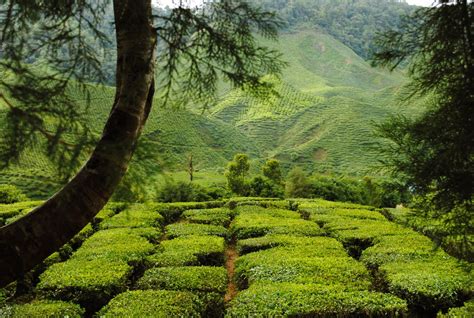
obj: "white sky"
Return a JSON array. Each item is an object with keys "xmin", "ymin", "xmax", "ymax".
[
  {"xmin": 154, "ymin": 0, "xmax": 436, "ymax": 8},
  {"xmin": 405, "ymin": 0, "xmax": 436, "ymax": 6}
]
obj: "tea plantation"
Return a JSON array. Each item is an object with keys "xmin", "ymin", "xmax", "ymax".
[{"xmin": 0, "ymin": 198, "xmax": 472, "ymax": 317}]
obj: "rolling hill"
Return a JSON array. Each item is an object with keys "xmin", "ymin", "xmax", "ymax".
[{"xmin": 0, "ymin": 28, "xmax": 422, "ymax": 199}]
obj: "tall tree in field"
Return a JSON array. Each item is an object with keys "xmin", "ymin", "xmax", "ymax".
[
  {"xmin": 0, "ymin": 0, "xmax": 284, "ymax": 287},
  {"xmin": 372, "ymin": 0, "xmax": 473, "ymax": 254},
  {"xmin": 225, "ymin": 153, "xmax": 251, "ymax": 195}
]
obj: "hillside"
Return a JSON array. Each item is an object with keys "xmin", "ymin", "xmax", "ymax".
[{"xmin": 0, "ymin": 27, "xmax": 421, "ymax": 198}]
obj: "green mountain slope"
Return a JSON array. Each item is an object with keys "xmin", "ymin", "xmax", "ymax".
[
  {"xmin": 0, "ymin": 28, "xmax": 421, "ymax": 198},
  {"xmin": 206, "ymin": 29, "xmax": 416, "ymax": 174}
]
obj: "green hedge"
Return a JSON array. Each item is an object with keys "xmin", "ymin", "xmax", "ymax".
[
  {"xmin": 165, "ymin": 223, "xmax": 227, "ymax": 238},
  {"xmin": 324, "ymin": 218, "xmax": 414, "ymax": 245},
  {"xmin": 235, "ymin": 200, "xmax": 290, "ymax": 209},
  {"xmin": 237, "ymin": 234, "xmax": 344, "ymax": 254},
  {"xmin": 235, "ymin": 254, "xmax": 371, "ymax": 290},
  {"xmin": 361, "ymin": 234, "xmax": 441, "ymax": 268},
  {"xmin": 230, "ymin": 213, "xmax": 323, "ymax": 239},
  {"xmin": 138, "ymin": 266, "xmax": 227, "ymax": 293},
  {"xmin": 0, "ymin": 201, "xmax": 42, "ymax": 225},
  {"xmin": 148, "ymin": 235, "xmax": 225, "ymax": 267},
  {"xmin": 99, "ymin": 205, "xmax": 164, "ymax": 229},
  {"xmin": 296, "ymin": 199, "xmax": 375, "ymax": 210},
  {"xmin": 226, "ymin": 283, "xmax": 408, "ymax": 317},
  {"xmin": 37, "ymin": 258, "xmax": 132, "ymax": 307},
  {"xmin": 72, "ymin": 228, "xmax": 156, "ymax": 263},
  {"xmin": 236, "ymin": 205, "xmax": 301, "ymax": 219},
  {"xmin": 37, "ymin": 227, "xmax": 158, "ymax": 309},
  {"xmin": 98, "ymin": 290, "xmax": 204, "ymax": 317},
  {"xmin": 0, "ymin": 185, "xmax": 28, "ymax": 204},
  {"xmin": 380, "ymin": 259, "xmax": 472, "ymax": 312},
  {"xmin": 182, "ymin": 208, "xmax": 232, "ymax": 226},
  {"xmin": 151, "ymin": 201, "xmax": 225, "ymax": 224},
  {"xmin": 437, "ymin": 300, "xmax": 474, "ymax": 317},
  {"xmin": 1, "ymin": 300, "xmax": 84, "ymax": 318}
]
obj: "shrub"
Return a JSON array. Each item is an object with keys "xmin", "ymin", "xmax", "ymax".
[
  {"xmin": 156, "ymin": 179, "xmax": 219, "ymax": 202},
  {"xmin": 323, "ymin": 218, "xmax": 414, "ymax": 244},
  {"xmin": 360, "ymin": 234, "xmax": 441, "ymax": 268},
  {"xmin": 151, "ymin": 201, "xmax": 225, "ymax": 224},
  {"xmin": 226, "ymin": 283, "xmax": 408, "ymax": 317},
  {"xmin": 249, "ymin": 176, "xmax": 284, "ymax": 198},
  {"xmin": 437, "ymin": 300, "xmax": 474, "ymax": 317},
  {"xmin": 235, "ymin": 256, "xmax": 371, "ymax": 290},
  {"xmin": 148, "ymin": 235, "xmax": 224, "ymax": 267},
  {"xmin": 37, "ymin": 258, "xmax": 132, "ymax": 308},
  {"xmin": 1, "ymin": 300, "xmax": 84, "ymax": 318},
  {"xmin": 165, "ymin": 223, "xmax": 227, "ymax": 239},
  {"xmin": 182, "ymin": 208, "xmax": 232, "ymax": 226},
  {"xmin": 236, "ymin": 205, "xmax": 301, "ymax": 219},
  {"xmin": 0, "ymin": 185, "xmax": 27, "ymax": 204},
  {"xmin": 230, "ymin": 213, "xmax": 323, "ymax": 239},
  {"xmin": 380, "ymin": 259, "xmax": 473, "ymax": 312},
  {"xmin": 0, "ymin": 201, "xmax": 41, "ymax": 221},
  {"xmin": 99, "ymin": 205, "xmax": 164, "ymax": 229},
  {"xmin": 137, "ymin": 266, "xmax": 227, "ymax": 293},
  {"xmin": 98, "ymin": 290, "xmax": 204, "ymax": 317},
  {"xmin": 285, "ymin": 167, "xmax": 311, "ymax": 198},
  {"xmin": 237, "ymin": 234, "xmax": 345, "ymax": 255},
  {"xmin": 72, "ymin": 228, "xmax": 157, "ymax": 262}
]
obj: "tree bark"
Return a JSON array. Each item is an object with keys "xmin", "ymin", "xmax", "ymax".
[{"xmin": 0, "ymin": 0, "xmax": 156, "ymax": 287}]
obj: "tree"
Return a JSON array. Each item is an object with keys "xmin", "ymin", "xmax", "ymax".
[
  {"xmin": 262, "ymin": 158, "xmax": 283, "ymax": 184},
  {"xmin": 0, "ymin": 0, "xmax": 284, "ymax": 287},
  {"xmin": 372, "ymin": 0, "xmax": 473, "ymax": 250},
  {"xmin": 225, "ymin": 153, "xmax": 251, "ymax": 196},
  {"xmin": 285, "ymin": 166, "xmax": 310, "ymax": 198}
]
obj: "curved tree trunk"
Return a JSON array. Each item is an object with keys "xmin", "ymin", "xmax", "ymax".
[{"xmin": 0, "ymin": 0, "xmax": 156, "ymax": 287}]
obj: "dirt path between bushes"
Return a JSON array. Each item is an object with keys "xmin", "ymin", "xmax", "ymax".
[{"xmin": 224, "ymin": 243, "xmax": 238, "ymax": 303}]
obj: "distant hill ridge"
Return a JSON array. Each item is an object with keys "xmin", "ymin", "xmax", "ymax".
[{"xmin": 0, "ymin": 1, "xmax": 423, "ymax": 198}]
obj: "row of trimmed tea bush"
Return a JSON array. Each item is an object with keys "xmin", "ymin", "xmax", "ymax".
[
  {"xmin": 229, "ymin": 205, "xmax": 323, "ymax": 239},
  {"xmin": 298, "ymin": 199, "xmax": 473, "ymax": 314},
  {"xmin": 36, "ymin": 204, "xmax": 163, "ymax": 313},
  {"xmin": 99, "ymin": 206, "xmax": 231, "ymax": 317},
  {"xmin": 227, "ymin": 204, "xmax": 408, "ymax": 317}
]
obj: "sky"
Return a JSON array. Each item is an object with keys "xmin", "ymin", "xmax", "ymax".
[
  {"xmin": 405, "ymin": 0, "xmax": 436, "ymax": 6},
  {"xmin": 154, "ymin": 0, "xmax": 436, "ymax": 8}
]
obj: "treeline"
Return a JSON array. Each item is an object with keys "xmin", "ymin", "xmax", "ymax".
[
  {"xmin": 258, "ymin": 0, "xmax": 416, "ymax": 59},
  {"xmin": 154, "ymin": 153, "xmax": 411, "ymax": 208}
]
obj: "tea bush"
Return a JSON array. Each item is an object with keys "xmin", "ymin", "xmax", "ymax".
[
  {"xmin": 437, "ymin": 300, "xmax": 474, "ymax": 317},
  {"xmin": 237, "ymin": 234, "xmax": 344, "ymax": 254},
  {"xmin": 230, "ymin": 213, "xmax": 323, "ymax": 239},
  {"xmin": 99, "ymin": 205, "xmax": 164, "ymax": 229},
  {"xmin": 165, "ymin": 223, "xmax": 227, "ymax": 238},
  {"xmin": 1, "ymin": 300, "xmax": 84, "ymax": 318},
  {"xmin": 148, "ymin": 235, "xmax": 225, "ymax": 267},
  {"xmin": 0, "ymin": 185, "xmax": 27, "ymax": 204},
  {"xmin": 380, "ymin": 259, "xmax": 472, "ymax": 311},
  {"xmin": 138, "ymin": 266, "xmax": 227, "ymax": 293},
  {"xmin": 98, "ymin": 290, "xmax": 204, "ymax": 317},
  {"xmin": 235, "ymin": 255, "xmax": 371, "ymax": 290},
  {"xmin": 37, "ymin": 258, "xmax": 132, "ymax": 305},
  {"xmin": 226, "ymin": 283, "xmax": 408, "ymax": 317},
  {"xmin": 182, "ymin": 208, "xmax": 232, "ymax": 226}
]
